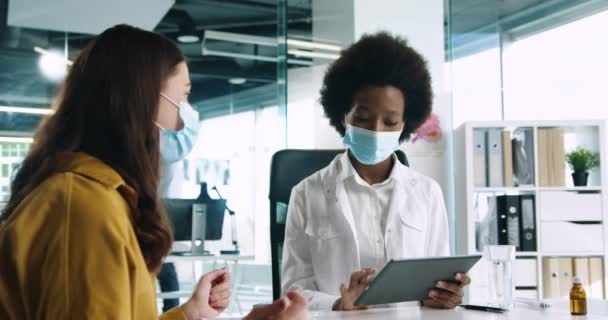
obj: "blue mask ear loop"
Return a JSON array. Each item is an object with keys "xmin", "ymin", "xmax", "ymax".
[
  {"xmin": 159, "ymin": 92, "xmax": 180, "ymax": 109},
  {"xmin": 157, "ymin": 92, "xmax": 181, "ymax": 130}
]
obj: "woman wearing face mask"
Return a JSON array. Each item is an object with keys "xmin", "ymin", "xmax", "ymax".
[
  {"xmin": 157, "ymin": 89, "xmax": 200, "ymax": 197},
  {"xmin": 154, "ymin": 49, "xmax": 201, "ymax": 314},
  {"xmin": 281, "ymin": 32, "xmax": 471, "ymax": 312},
  {"xmin": 0, "ymin": 25, "xmax": 307, "ymax": 320}
]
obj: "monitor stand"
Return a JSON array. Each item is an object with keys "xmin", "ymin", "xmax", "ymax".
[{"xmin": 190, "ymin": 203, "xmax": 212, "ymax": 256}]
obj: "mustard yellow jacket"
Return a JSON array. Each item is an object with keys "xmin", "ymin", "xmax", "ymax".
[{"xmin": 0, "ymin": 152, "xmax": 186, "ymax": 320}]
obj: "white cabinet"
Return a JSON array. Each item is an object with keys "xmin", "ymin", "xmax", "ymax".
[
  {"xmin": 539, "ymin": 191, "xmax": 602, "ymax": 221},
  {"xmin": 455, "ymin": 120, "xmax": 608, "ymax": 301},
  {"xmin": 541, "ymin": 222, "xmax": 603, "ymax": 253}
]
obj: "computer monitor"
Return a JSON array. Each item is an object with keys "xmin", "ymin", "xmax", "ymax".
[{"xmin": 162, "ymin": 198, "xmax": 226, "ymax": 241}]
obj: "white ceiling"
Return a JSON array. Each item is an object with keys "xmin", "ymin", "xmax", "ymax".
[{"xmin": 7, "ymin": 0, "xmax": 174, "ymax": 34}]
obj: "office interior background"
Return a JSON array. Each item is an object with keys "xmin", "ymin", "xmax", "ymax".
[{"xmin": 1, "ymin": 0, "xmax": 608, "ymax": 314}]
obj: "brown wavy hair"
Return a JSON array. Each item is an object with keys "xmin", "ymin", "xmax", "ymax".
[{"xmin": 0, "ymin": 25, "xmax": 183, "ymax": 272}]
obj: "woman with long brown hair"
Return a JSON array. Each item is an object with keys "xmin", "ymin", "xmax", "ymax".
[{"xmin": 0, "ymin": 24, "xmax": 310, "ymax": 320}]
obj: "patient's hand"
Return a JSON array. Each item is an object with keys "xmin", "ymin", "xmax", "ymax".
[
  {"xmin": 245, "ymin": 292, "xmax": 309, "ymax": 320},
  {"xmin": 333, "ymin": 268, "xmax": 377, "ymax": 311},
  {"xmin": 181, "ymin": 268, "xmax": 231, "ymax": 320}
]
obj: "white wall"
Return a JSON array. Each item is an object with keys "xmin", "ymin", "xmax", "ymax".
[
  {"xmin": 503, "ymin": 10, "xmax": 608, "ymax": 121},
  {"xmin": 286, "ymin": 64, "xmax": 343, "ymax": 150},
  {"xmin": 450, "ymin": 48, "xmax": 503, "ymax": 128}
]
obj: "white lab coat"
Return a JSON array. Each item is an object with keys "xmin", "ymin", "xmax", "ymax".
[{"xmin": 281, "ymin": 152, "xmax": 450, "ymax": 310}]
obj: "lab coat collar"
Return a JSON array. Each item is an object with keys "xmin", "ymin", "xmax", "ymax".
[
  {"xmin": 339, "ymin": 151, "xmax": 399, "ymax": 188},
  {"xmin": 324, "ymin": 152, "xmax": 414, "ymax": 192},
  {"xmin": 320, "ymin": 151, "xmax": 424, "ymax": 236}
]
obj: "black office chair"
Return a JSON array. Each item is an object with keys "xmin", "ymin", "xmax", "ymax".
[{"xmin": 268, "ymin": 149, "xmax": 408, "ymax": 299}]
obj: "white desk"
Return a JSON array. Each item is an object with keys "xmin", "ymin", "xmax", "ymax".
[
  {"xmin": 164, "ymin": 254, "xmax": 255, "ymax": 263},
  {"xmin": 219, "ymin": 300, "xmax": 608, "ymax": 320}
]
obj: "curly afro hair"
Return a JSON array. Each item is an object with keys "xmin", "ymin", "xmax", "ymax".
[{"xmin": 320, "ymin": 31, "xmax": 433, "ymax": 142}]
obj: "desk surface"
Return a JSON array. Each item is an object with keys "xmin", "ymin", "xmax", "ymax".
[
  {"xmin": 219, "ymin": 300, "xmax": 608, "ymax": 320},
  {"xmin": 164, "ymin": 254, "xmax": 255, "ymax": 263}
]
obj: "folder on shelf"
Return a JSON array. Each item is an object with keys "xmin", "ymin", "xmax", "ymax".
[
  {"xmin": 549, "ymin": 128, "xmax": 566, "ymax": 186},
  {"xmin": 558, "ymin": 258, "xmax": 574, "ymax": 298},
  {"xmin": 503, "ymin": 130, "xmax": 514, "ymax": 187},
  {"xmin": 488, "ymin": 129, "xmax": 504, "ymax": 187},
  {"xmin": 473, "ymin": 129, "xmax": 488, "ymax": 187},
  {"xmin": 512, "ymin": 128, "xmax": 535, "ymax": 186},
  {"xmin": 573, "ymin": 257, "xmax": 591, "ymax": 293},
  {"xmin": 519, "ymin": 195, "xmax": 537, "ymax": 252},
  {"xmin": 589, "ymin": 257, "xmax": 605, "ymax": 299},
  {"xmin": 496, "ymin": 195, "xmax": 521, "ymax": 249},
  {"xmin": 538, "ymin": 129, "xmax": 549, "ymax": 186},
  {"xmin": 476, "ymin": 194, "xmax": 498, "ymax": 251},
  {"xmin": 543, "ymin": 258, "xmax": 560, "ymax": 299},
  {"xmin": 538, "ymin": 128, "xmax": 566, "ymax": 187}
]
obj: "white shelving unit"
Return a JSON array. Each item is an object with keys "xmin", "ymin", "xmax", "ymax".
[{"xmin": 455, "ymin": 120, "xmax": 608, "ymax": 302}]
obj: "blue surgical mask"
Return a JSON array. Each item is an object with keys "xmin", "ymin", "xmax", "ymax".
[
  {"xmin": 157, "ymin": 93, "xmax": 201, "ymax": 164},
  {"xmin": 343, "ymin": 123, "xmax": 402, "ymax": 165}
]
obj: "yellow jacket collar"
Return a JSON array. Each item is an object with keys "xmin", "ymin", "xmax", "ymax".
[
  {"xmin": 55, "ymin": 152, "xmax": 126, "ymax": 190},
  {"xmin": 55, "ymin": 152, "xmax": 139, "ymax": 208}
]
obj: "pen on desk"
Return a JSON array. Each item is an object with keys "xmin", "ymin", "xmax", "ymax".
[
  {"xmin": 514, "ymin": 298, "xmax": 551, "ymax": 309},
  {"xmin": 459, "ymin": 304, "xmax": 507, "ymax": 313}
]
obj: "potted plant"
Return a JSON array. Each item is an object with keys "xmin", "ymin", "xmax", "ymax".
[{"xmin": 566, "ymin": 146, "xmax": 600, "ymax": 186}]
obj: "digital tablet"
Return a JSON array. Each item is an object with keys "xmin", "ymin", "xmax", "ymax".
[{"xmin": 354, "ymin": 255, "xmax": 482, "ymax": 306}]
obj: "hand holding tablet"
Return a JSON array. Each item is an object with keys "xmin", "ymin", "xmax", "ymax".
[
  {"xmin": 353, "ymin": 255, "xmax": 481, "ymax": 308},
  {"xmin": 332, "ymin": 268, "xmax": 377, "ymax": 311}
]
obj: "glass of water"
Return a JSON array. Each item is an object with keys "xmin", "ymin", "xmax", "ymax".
[{"xmin": 484, "ymin": 245, "xmax": 516, "ymax": 309}]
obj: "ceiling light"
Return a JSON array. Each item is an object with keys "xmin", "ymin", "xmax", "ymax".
[
  {"xmin": 177, "ymin": 34, "xmax": 200, "ymax": 43},
  {"xmin": 0, "ymin": 136, "xmax": 34, "ymax": 143},
  {"xmin": 33, "ymin": 47, "xmax": 73, "ymax": 66},
  {"xmin": 0, "ymin": 105, "xmax": 54, "ymax": 115},
  {"xmin": 288, "ymin": 49, "xmax": 340, "ymax": 60},
  {"xmin": 205, "ymin": 30, "xmax": 276, "ymax": 47},
  {"xmin": 286, "ymin": 39, "xmax": 341, "ymax": 51},
  {"xmin": 177, "ymin": 20, "xmax": 200, "ymax": 43},
  {"xmin": 202, "ymin": 48, "xmax": 312, "ymax": 66},
  {"xmin": 174, "ymin": 10, "xmax": 200, "ymax": 44},
  {"xmin": 34, "ymin": 46, "xmax": 72, "ymax": 81},
  {"xmin": 228, "ymin": 78, "xmax": 247, "ymax": 85},
  {"xmin": 204, "ymin": 30, "xmax": 342, "ymax": 52}
]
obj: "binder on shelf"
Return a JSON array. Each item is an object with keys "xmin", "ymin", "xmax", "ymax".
[
  {"xmin": 496, "ymin": 195, "xmax": 521, "ymax": 249},
  {"xmin": 543, "ymin": 258, "xmax": 560, "ymax": 298},
  {"xmin": 502, "ymin": 130, "xmax": 514, "ymax": 187},
  {"xmin": 573, "ymin": 257, "xmax": 591, "ymax": 293},
  {"xmin": 519, "ymin": 195, "xmax": 537, "ymax": 252},
  {"xmin": 589, "ymin": 257, "xmax": 605, "ymax": 299},
  {"xmin": 473, "ymin": 129, "xmax": 488, "ymax": 187},
  {"xmin": 487, "ymin": 129, "xmax": 504, "ymax": 187},
  {"xmin": 512, "ymin": 128, "xmax": 535, "ymax": 186},
  {"xmin": 558, "ymin": 258, "xmax": 574, "ymax": 298}
]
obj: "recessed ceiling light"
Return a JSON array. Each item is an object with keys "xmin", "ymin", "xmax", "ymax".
[
  {"xmin": 228, "ymin": 78, "xmax": 247, "ymax": 85},
  {"xmin": 177, "ymin": 34, "xmax": 200, "ymax": 44},
  {"xmin": 37, "ymin": 49, "xmax": 68, "ymax": 81}
]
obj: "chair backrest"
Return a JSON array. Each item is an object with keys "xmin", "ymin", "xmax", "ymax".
[{"xmin": 268, "ymin": 149, "xmax": 408, "ymax": 299}]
